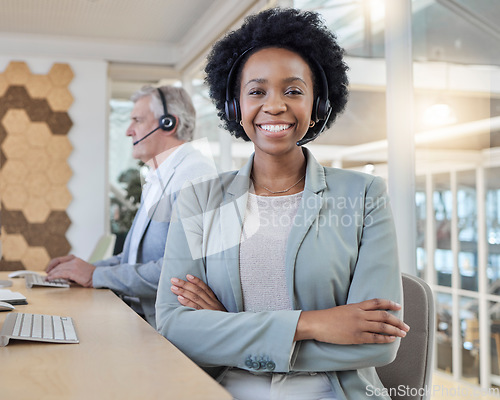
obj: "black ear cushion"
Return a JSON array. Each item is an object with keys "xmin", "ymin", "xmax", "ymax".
[
  {"xmin": 159, "ymin": 115, "xmax": 176, "ymax": 131},
  {"xmin": 312, "ymin": 97, "xmax": 320, "ymax": 122},
  {"xmin": 314, "ymin": 97, "xmax": 331, "ymax": 122},
  {"xmin": 225, "ymin": 98, "xmax": 241, "ymax": 122}
]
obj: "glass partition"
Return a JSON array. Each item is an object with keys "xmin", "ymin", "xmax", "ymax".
[
  {"xmin": 457, "ymin": 170, "xmax": 478, "ymax": 292},
  {"xmin": 461, "ymin": 295, "xmax": 480, "ymax": 384},
  {"xmin": 434, "ymin": 173, "xmax": 452, "ymax": 287},
  {"xmin": 487, "ymin": 167, "xmax": 500, "ymax": 295},
  {"xmin": 416, "ymin": 175, "xmax": 427, "ymax": 280},
  {"xmin": 437, "ymin": 292, "xmax": 453, "ymax": 374}
]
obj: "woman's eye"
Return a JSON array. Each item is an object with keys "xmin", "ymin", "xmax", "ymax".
[
  {"xmin": 285, "ymin": 88, "xmax": 303, "ymax": 96},
  {"xmin": 248, "ymin": 89, "xmax": 264, "ymax": 96}
]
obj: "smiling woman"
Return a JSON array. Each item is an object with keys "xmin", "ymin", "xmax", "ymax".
[
  {"xmin": 155, "ymin": 8, "xmax": 407, "ymax": 400},
  {"xmin": 238, "ymin": 47, "xmax": 315, "ymax": 174}
]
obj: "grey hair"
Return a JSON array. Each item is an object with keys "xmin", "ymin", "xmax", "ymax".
[{"xmin": 130, "ymin": 85, "xmax": 196, "ymax": 142}]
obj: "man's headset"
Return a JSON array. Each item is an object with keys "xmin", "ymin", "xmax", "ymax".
[
  {"xmin": 133, "ymin": 88, "xmax": 177, "ymax": 146},
  {"xmin": 224, "ymin": 47, "xmax": 332, "ymax": 146}
]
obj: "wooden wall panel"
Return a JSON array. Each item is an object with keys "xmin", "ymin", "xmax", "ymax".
[{"xmin": 0, "ymin": 61, "xmax": 73, "ymax": 271}]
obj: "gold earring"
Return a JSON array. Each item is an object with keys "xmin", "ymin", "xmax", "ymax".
[
  {"xmin": 240, "ymin": 121, "xmax": 243, "ymax": 127},
  {"xmin": 309, "ymin": 121, "xmax": 315, "ymax": 128}
]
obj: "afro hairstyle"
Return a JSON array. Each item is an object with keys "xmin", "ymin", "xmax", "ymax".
[{"xmin": 204, "ymin": 7, "xmax": 349, "ymax": 142}]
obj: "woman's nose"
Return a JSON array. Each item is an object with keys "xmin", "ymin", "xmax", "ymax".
[{"xmin": 262, "ymin": 93, "xmax": 286, "ymax": 114}]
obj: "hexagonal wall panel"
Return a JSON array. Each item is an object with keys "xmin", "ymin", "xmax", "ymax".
[
  {"xmin": 46, "ymin": 185, "xmax": 73, "ymax": 211},
  {"xmin": 2, "ymin": 109, "xmax": 31, "ymax": 135},
  {"xmin": 1, "ymin": 233, "xmax": 28, "ymax": 261},
  {"xmin": 47, "ymin": 160, "xmax": 72, "ymax": 185},
  {"xmin": 47, "ymin": 136, "xmax": 73, "ymax": 160},
  {"xmin": 0, "ymin": 74, "xmax": 7, "ymax": 97},
  {"xmin": 1, "ymin": 134, "xmax": 30, "ymax": 159},
  {"xmin": 1, "ymin": 184, "xmax": 29, "ymax": 211},
  {"xmin": 25, "ymin": 75, "xmax": 52, "ymax": 98},
  {"xmin": 25, "ymin": 172, "xmax": 51, "ymax": 198},
  {"xmin": 23, "ymin": 197, "xmax": 51, "ymax": 224},
  {"xmin": 47, "ymin": 87, "xmax": 74, "ymax": 112},
  {"xmin": 1, "ymin": 159, "xmax": 29, "ymax": 184},
  {"xmin": 4, "ymin": 61, "xmax": 31, "ymax": 85},
  {"xmin": 25, "ymin": 122, "xmax": 52, "ymax": 147},
  {"xmin": 21, "ymin": 247, "xmax": 51, "ymax": 270},
  {"xmin": 24, "ymin": 148, "xmax": 51, "ymax": 171},
  {"xmin": 48, "ymin": 64, "xmax": 74, "ymax": 87},
  {"xmin": 0, "ymin": 61, "xmax": 74, "ymax": 271}
]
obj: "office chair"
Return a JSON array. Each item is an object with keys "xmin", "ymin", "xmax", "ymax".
[
  {"xmin": 376, "ymin": 273, "xmax": 435, "ymax": 400},
  {"xmin": 88, "ymin": 233, "xmax": 117, "ymax": 263}
]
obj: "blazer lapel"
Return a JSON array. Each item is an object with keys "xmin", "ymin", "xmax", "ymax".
[
  {"xmin": 285, "ymin": 149, "xmax": 327, "ymax": 307},
  {"xmin": 219, "ymin": 155, "xmax": 253, "ymax": 312}
]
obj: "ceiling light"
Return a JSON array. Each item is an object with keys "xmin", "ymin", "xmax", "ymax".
[
  {"xmin": 423, "ymin": 103, "xmax": 457, "ymax": 127},
  {"xmin": 369, "ymin": 0, "xmax": 385, "ymax": 22}
]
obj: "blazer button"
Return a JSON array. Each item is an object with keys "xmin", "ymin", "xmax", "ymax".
[
  {"xmin": 252, "ymin": 361, "xmax": 260, "ymax": 370},
  {"xmin": 266, "ymin": 361, "xmax": 276, "ymax": 371},
  {"xmin": 245, "ymin": 358, "xmax": 253, "ymax": 368},
  {"xmin": 259, "ymin": 361, "xmax": 267, "ymax": 370}
]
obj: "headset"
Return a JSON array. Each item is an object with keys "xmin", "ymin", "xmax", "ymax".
[
  {"xmin": 133, "ymin": 88, "xmax": 177, "ymax": 146},
  {"xmin": 224, "ymin": 47, "xmax": 332, "ymax": 146}
]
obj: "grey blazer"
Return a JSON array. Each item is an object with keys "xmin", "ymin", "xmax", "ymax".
[
  {"xmin": 93, "ymin": 143, "xmax": 214, "ymax": 328},
  {"xmin": 156, "ymin": 148, "xmax": 402, "ymax": 399}
]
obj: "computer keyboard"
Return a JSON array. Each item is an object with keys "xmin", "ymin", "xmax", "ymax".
[
  {"xmin": 0, "ymin": 312, "xmax": 79, "ymax": 346},
  {"xmin": 25, "ymin": 273, "xmax": 70, "ymax": 288}
]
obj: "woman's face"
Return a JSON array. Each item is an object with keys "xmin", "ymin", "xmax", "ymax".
[{"xmin": 238, "ymin": 47, "xmax": 315, "ymax": 158}]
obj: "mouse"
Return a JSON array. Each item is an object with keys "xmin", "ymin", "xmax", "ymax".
[
  {"xmin": 8, "ymin": 270, "xmax": 42, "ymax": 279},
  {"xmin": 0, "ymin": 301, "xmax": 15, "ymax": 311}
]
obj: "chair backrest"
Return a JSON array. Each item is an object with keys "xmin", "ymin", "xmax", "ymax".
[
  {"xmin": 88, "ymin": 234, "xmax": 117, "ymax": 263},
  {"xmin": 376, "ymin": 273, "xmax": 435, "ymax": 400}
]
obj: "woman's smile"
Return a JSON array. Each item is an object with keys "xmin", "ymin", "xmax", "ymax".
[{"xmin": 256, "ymin": 123, "xmax": 295, "ymax": 137}]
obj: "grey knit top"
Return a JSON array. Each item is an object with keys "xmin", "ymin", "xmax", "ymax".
[{"xmin": 239, "ymin": 192, "xmax": 303, "ymax": 312}]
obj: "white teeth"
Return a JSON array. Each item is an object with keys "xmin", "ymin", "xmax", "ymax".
[{"xmin": 259, "ymin": 124, "xmax": 292, "ymax": 132}]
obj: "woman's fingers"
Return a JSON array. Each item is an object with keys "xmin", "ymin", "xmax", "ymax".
[
  {"xmin": 170, "ymin": 276, "xmax": 226, "ymax": 311},
  {"xmin": 362, "ymin": 309, "xmax": 409, "ymax": 332},
  {"xmin": 358, "ymin": 299, "xmax": 410, "ymax": 332},
  {"xmin": 185, "ymin": 274, "xmax": 219, "ymax": 301},
  {"xmin": 358, "ymin": 298, "xmax": 402, "ymax": 312}
]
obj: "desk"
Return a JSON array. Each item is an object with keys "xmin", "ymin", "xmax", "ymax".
[{"xmin": 0, "ymin": 272, "xmax": 231, "ymax": 400}]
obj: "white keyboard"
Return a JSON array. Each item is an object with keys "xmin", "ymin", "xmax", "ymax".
[
  {"xmin": 0, "ymin": 312, "xmax": 79, "ymax": 347},
  {"xmin": 25, "ymin": 273, "xmax": 70, "ymax": 288}
]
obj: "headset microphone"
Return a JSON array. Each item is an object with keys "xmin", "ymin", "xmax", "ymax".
[
  {"xmin": 133, "ymin": 126, "xmax": 161, "ymax": 146},
  {"xmin": 296, "ymin": 106, "xmax": 332, "ymax": 146}
]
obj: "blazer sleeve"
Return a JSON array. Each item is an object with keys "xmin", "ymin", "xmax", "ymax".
[
  {"xmin": 290, "ymin": 176, "xmax": 403, "ymax": 372},
  {"xmin": 156, "ymin": 180, "xmax": 302, "ymax": 373},
  {"xmin": 92, "ymin": 257, "xmax": 162, "ymax": 299},
  {"xmin": 93, "ymin": 253, "xmax": 123, "ymax": 267}
]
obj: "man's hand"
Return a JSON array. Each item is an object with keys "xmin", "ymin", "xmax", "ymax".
[
  {"xmin": 46, "ymin": 255, "xmax": 95, "ymax": 288},
  {"xmin": 171, "ymin": 275, "xmax": 227, "ymax": 311}
]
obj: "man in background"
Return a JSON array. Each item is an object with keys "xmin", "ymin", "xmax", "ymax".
[{"xmin": 46, "ymin": 85, "xmax": 214, "ymax": 328}]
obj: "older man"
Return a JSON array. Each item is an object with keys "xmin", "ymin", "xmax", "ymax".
[{"xmin": 46, "ymin": 85, "xmax": 214, "ymax": 328}]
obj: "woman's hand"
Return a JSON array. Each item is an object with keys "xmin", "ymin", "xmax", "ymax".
[
  {"xmin": 171, "ymin": 275, "xmax": 227, "ymax": 311},
  {"xmin": 294, "ymin": 298, "xmax": 409, "ymax": 344}
]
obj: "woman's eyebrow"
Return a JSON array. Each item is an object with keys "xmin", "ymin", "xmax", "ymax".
[
  {"xmin": 283, "ymin": 76, "xmax": 308, "ymax": 86},
  {"xmin": 244, "ymin": 78, "xmax": 266, "ymax": 87},
  {"xmin": 244, "ymin": 76, "xmax": 307, "ymax": 87}
]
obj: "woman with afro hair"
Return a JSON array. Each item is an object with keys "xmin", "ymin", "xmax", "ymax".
[{"xmin": 156, "ymin": 7, "xmax": 408, "ymax": 400}]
